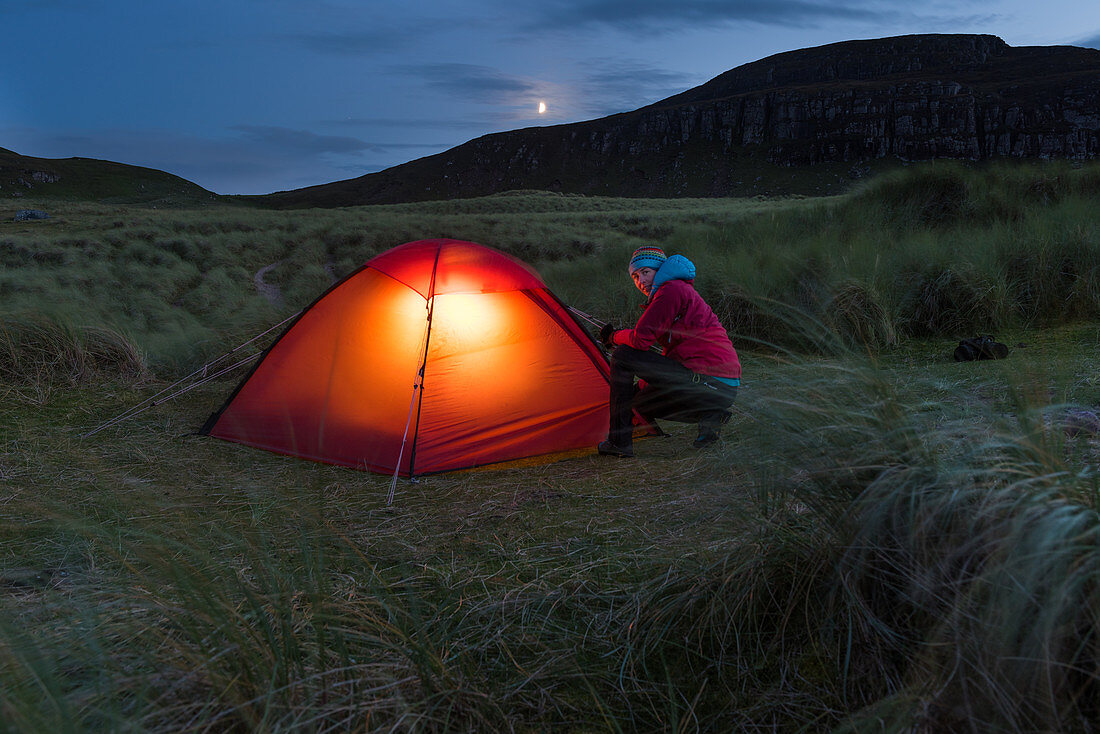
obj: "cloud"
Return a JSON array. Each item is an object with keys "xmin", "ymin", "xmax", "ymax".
[
  {"xmin": 575, "ymin": 61, "xmax": 699, "ymax": 115},
  {"xmin": 1077, "ymin": 33, "xmax": 1100, "ymax": 49},
  {"xmin": 526, "ymin": 0, "xmax": 888, "ymax": 34},
  {"xmin": 230, "ymin": 125, "xmax": 376, "ymax": 154},
  {"xmin": 392, "ymin": 63, "xmax": 542, "ymax": 105},
  {"xmin": 284, "ymin": 13, "xmax": 483, "ymax": 55}
]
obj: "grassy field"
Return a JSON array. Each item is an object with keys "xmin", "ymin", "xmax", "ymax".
[{"xmin": 2, "ymin": 161, "xmax": 1099, "ymax": 731}]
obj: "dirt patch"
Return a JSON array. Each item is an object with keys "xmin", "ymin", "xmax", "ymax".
[{"xmin": 254, "ymin": 262, "xmax": 283, "ymax": 306}]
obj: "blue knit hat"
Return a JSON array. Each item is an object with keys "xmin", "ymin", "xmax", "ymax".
[{"xmin": 628, "ymin": 246, "xmax": 667, "ymax": 275}]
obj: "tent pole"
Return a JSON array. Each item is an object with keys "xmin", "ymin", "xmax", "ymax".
[
  {"xmin": 386, "ymin": 363, "xmax": 424, "ymax": 505},
  {"xmin": 386, "ymin": 247, "xmax": 441, "ymax": 504},
  {"xmin": 567, "ymin": 305, "xmax": 607, "ymax": 329},
  {"xmin": 567, "ymin": 305, "xmax": 662, "ymax": 354}
]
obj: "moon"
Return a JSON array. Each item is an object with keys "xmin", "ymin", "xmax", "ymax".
[{"xmin": 538, "ymin": 101, "xmax": 547, "ymax": 114}]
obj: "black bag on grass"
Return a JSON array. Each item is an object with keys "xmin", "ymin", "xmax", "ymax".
[{"xmin": 954, "ymin": 335, "xmax": 1009, "ymax": 362}]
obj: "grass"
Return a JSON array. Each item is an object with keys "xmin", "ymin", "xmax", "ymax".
[
  {"xmin": 1, "ymin": 161, "xmax": 1099, "ymax": 730},
  {"xmin": 0, "ymin": 193, "xmax": 800, "ymax": 371},
  {"xmin": 3, "ymin": 160, "xmax": 1099, "ymax": 368},
  {"xmin": 3, "ymin": 321, "xmax": 1098, "ymax": 731},
  {"xmin": 2, "ymin": 375, "xmax": 754, "ymax": 730}
]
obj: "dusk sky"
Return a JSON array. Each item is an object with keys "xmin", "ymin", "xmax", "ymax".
[{"xmin": 5, "ymin": 1, "xmax": 1099, "ymax": 195}]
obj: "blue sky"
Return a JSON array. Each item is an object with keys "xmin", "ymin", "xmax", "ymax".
[{"xmin": 4, "ymin": 1, "xmax": 1098, "ymax": 195}]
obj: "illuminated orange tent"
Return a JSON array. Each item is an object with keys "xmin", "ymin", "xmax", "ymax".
[{"xmin": 201, "ymin": 239, "xmax": 615, "ymax": 477}]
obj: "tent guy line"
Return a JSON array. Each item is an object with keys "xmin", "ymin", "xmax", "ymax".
[{"xmin": 81, "ymin": 311, "xmax": 302, "ymax": 438}]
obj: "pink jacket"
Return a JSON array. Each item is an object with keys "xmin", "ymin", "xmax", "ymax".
[{"xmin": 612, "ymin": 278, "xmax": 741, "ymax": 380}]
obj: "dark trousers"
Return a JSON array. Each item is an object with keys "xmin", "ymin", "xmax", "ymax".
[{"xmin": 607, "ymin": 346, "xmax": 738, "ymax": 447}]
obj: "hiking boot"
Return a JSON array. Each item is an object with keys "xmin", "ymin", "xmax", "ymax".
[
  {"xmin": 692, "ymin": 425, "xmax": 721, "ymax": 448},
  {"xmin": 597, "ymin": 440, "xmax": 634, "ymax": 458},
  {"xmin": 692, "ymin": 410, "xmax": 730, "ymax": 448}
]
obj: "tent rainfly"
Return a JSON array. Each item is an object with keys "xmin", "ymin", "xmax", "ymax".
[{"xmin": 201, "ymin": 239, "xmax": 619, "ymax": 477}]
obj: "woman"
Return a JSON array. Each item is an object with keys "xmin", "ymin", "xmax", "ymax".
[{"xmin": 597, "ymin": 246, "xmax": 740, "ymax": 457}]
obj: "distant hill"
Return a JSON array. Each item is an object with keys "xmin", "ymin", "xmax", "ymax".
[
  {"xmin": 0, "ymin": 147, "xmax": 216, "ymax": 205},
  {"xmin": 254, "ymin": 33, "xmax": 1100, "ymax": 208},
  {"xmin": 7, "ymin": 34, "xmax": 1099, "ymax": 208}
]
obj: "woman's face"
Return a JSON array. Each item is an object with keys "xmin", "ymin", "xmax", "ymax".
[{"xmin": 631, "ymin": 267, "xmax": 656, "ymax": 296}]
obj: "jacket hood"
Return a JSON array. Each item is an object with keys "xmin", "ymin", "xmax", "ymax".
[{"xmin": 651, "ymin": 254, "xmax": 695, "ymax": 292}]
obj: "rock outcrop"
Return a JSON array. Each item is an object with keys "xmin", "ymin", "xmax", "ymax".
[
  {"xmin": 267, "ymin": 34, "xmax": 1100, "ymax": 206},
  {"xmin": 13, "ymin": 209, "xmax": 50, "ymax": 221}
]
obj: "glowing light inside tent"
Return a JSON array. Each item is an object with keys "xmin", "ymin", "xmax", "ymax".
[
  {"xmin": 538, "ymin": 101, "xmax": 547, "ymax": 114},
  {"xmin": 430, "ymin": 292, "xmax": 507, "ymax": 346}
]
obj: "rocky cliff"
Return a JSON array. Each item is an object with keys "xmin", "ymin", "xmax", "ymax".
[{"xmin": 263, "ymin": 34, "xmax": 1100, "ymax": 206}]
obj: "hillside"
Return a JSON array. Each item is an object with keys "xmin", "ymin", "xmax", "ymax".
[
  {"xmin": 255, "ymin": 33, "xmax": 1100, "ymax": 208},
  {"xmin": 6, "ymin": 34, "xmax": 1099, "ymax": 208},
  {"xmin": 0, "ymin": 147, "xmax": 217, "ymax": 206}
]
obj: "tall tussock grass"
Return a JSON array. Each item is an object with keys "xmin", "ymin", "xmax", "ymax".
[
  {"xmin": 618, "ymin": 353, "xmax": 1098, "ymax": 731},
  {"xmin": 3, "ymin": 325, "xmax": 1097, "ymax": 731},
  {"xmin": 737, "ymin": 348, "xmax": 1099, "ymax": 731},
  {"xmin": 668, "ymin": 160, "xmax": 1100, "ymax": 351},
  {"xmin": 5, "ymin": 160, "xmax": 1099, "ymax": 369},
  {"xmin": 898, "ymin": 264, "xmax": 1005, "ymax": 336},
  {"xmin": 845, "ymin": 159, "xmax": 1100, "ymax": 229},
  {"xmin": 0, "ymin": 314, "xmax": 147, "ymax": 389}
]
